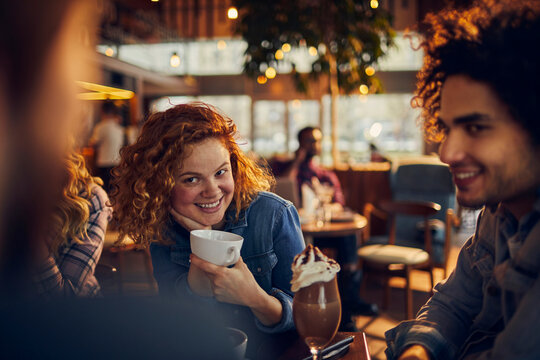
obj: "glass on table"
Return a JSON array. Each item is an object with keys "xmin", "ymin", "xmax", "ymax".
[{"xmin": 293, "ymin": 275, "xmax": 342, "ymax": 359}]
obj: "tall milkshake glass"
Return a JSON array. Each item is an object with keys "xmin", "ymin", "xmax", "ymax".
[{"xmin": 291, "ymin": 244, "xmax": 342, "ymax": 360}]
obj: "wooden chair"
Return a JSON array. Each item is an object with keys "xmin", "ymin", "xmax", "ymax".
[
  {"xmin": 273, "ymin": 176, "xmax": 300, "ymax": 208},
  {"xmin": 390, "ymin": 162, "xmax": 457, "ymax": 278},
  {"xmin": 358, "ymin": 200, "xmax": 442, "ymax": 319},
  {"xmin": 94, "ymin": 262, "xmax": 119, "ymax": 296},
  {"xmin": 103, "ymin": 231, "xmax": 156, "ymax": 295}
]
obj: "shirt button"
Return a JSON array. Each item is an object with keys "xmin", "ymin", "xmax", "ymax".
[{"xmin": 257, "ymin": 267, "xmax": 262, "ymax": 273}]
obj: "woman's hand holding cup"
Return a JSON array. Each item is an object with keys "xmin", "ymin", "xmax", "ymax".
[{"xmin": 190, "ymin": 254, "xmax": 264, "ymax": 307}]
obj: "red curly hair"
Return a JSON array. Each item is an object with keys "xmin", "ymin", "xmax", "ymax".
[{"xmin": 110, "ymin": 102, "xmax": 275, "ymax": 246}]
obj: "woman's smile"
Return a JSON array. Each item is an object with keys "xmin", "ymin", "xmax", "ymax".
[{"xmin": 171, "ymin": 138, "xmax": 235, "ymax": 227}]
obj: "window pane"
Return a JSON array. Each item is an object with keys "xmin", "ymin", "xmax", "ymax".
[
  {"xmin": 287, "ymin": 100, "xmax": 320, "ymax": 152},
  {"xmin": 322, "ymin": 94, "xmax": 422, "ymax": 163},
  {"xmin": 149, "ymin": 95, "xmax": 252, "ymax": 151},
  {"xmin": 199, "ymin": 96, "xmax": 252, "ymax": 150},
  {"xmin": 253, "ymin": 101, "xmax": 286, "ymax": 157}
]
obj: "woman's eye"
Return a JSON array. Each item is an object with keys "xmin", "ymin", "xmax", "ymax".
[
  {"xmin": 183, "ymin": 177, "xmax": 198, "ymax": 184},
  {"xmin": 216, "ymin": 169, "xmax": 227, "ymax": 176}
]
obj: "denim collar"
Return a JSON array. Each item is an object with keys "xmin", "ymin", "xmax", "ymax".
[{"xmin": 222, "ymin": 206, "xmax": 248, "ymax": 231}]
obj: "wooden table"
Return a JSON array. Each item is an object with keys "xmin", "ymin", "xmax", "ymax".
[
  {"xmin": 276, "ymin": 331, "xmax": 371, "ymax": 360},
  {"xmin": 301, "ymin": 213, "xmax": 368, "ymax": 246}
]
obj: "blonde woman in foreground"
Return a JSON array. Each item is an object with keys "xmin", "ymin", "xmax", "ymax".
[{"xmin": 33, "ymin": 150, "xmax": 112, "ymax": 297}]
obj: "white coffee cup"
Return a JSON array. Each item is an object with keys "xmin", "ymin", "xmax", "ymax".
[{"xmin": 190, "ymin": 230, "xmax": 243, "ymax": 266}]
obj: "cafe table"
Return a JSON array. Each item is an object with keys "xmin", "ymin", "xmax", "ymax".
[
  {"xmin": 276, "ymin": 331, "xmax": 371, "ymax": 360},
  {"xmin": 300, "ymin": 212, "xmax": 368, "ymax": 245}
]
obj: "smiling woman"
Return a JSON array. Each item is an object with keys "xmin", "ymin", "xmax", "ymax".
[{"xmin": 110, "ymin": 102, "xmax": 305, "ymax": 355}]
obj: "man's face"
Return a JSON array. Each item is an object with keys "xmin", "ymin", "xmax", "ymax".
[
  {"xmin": 300, "ymin": 128, "xmax": 323, "ymax": 158},
  {"xmin": 439, "ymin": 75, "xmax": 540, "ymax": 210}
]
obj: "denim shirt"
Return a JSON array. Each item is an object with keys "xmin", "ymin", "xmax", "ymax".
[
  {"xmin": 150, "ymin": 191, "xmax": 305, "ymax": 333},
  {"xmin": 386, "ymin": 192, "xmax": 540, "ymax": 360}
]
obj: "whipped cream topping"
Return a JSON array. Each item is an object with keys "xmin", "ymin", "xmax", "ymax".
[{"xmin": 290, "ymin": 244, "xmax": 340, "ymax": 292}]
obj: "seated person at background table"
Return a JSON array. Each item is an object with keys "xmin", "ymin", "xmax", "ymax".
[
  {"xmin": 33, "ymin": 149, "xmax": 112, "ymax": 298},
  {"xmin": 111, "ymin": 102, "xmax": 305, "ymax": 336},
  {"xmin": 270, "ymin": 126, "xmax": 378, "ymax": 331},
  {"xmin": 369, "ymin": 142, "xmax": 390, "ymax": 163},
  {"xmin": 385, "ymin": 1, "xmax": 540, "ymax": 359}
]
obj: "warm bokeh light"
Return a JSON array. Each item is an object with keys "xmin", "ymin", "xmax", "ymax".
[
  {"xmin": 282, "ymin": 43, "xmax": 291, "ymax": 52},
  {"xmin": 76, "ymin": 81, "xmax": 134, "ymax": 100},
  {"xmin": 308, "ymin": 46, "xmax": 318, "ymax": 56},
  {"xmin": 227, "ymin": 7, "xmax": 238, "ymax": 19},
  {"xmin": 369, "ymin": 122, "xmax": 383, "ymax": 138},
  {"xmin": 370, "ymin": 0, "xmax": 379, "ymax": 9},
  {"xmin": 257, "ymin": 75, "xmax": 268, "ymax": 84},
  {"xmin": 359, "ymin": 84, "xmax": 369, "ymax": 95},
  {"xmin": 275, "ymin": 49, "xmax": 284, "ymax": 60},
  {"xmin": 265, "ymin": 67, "xmax": 277, "ymax": 79},
  {"xmin": 365, "ymin": 66, "xmax": 375, "ymax": 76},
  {"xmin": 217, "ymin": 40, "xmax": 227, "ymax": 50},
  {"xmin": 170, "ymin": 52, "xmax": 180, "ymax": 67},
  {"xmin": 105, "ymin": 47, "xmax": 114, "ymax": 57}
]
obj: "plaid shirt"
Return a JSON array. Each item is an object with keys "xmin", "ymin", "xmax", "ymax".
[{"xmin": 34, "ymin": 185, "xmax": 112, "ymax": 298}]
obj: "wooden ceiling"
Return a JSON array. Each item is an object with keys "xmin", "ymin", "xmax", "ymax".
[
  {"xmin": 99, "ymin": 0, "xmax": 475, "ymax": 45},
  {"xmin": 99, "ymin": 0, "xmax": 237, "ymax": 45}
]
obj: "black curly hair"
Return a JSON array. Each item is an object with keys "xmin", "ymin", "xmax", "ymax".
[{"xmin": 414, "ymin": 0, "xmax": 540, "ymax": 145}]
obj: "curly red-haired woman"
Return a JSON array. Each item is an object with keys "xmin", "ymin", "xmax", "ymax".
[{"xmin": 111, "ymin": 102, "xmax": 305, "ymax": 337}]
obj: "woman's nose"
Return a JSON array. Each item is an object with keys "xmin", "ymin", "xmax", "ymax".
[{"xmin": 202, "ymin": 179, "xmax": 220, "ymax": 197}]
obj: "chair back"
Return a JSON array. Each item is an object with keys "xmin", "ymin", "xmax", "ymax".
[
  {"xmin": 379, "ymin": 200, "xmax": 441, "ymax": 255},
  {"xmin": 390, "ymin": 162, "xmax": 456, "ymax": 265},
  {"xmin": 273, "ymin": 177, "xmax": 300, "ymax": 208}
]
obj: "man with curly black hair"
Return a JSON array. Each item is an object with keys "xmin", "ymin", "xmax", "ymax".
[{"xmin": 385, "ymin": 1, "xmax": 540, "ymax": 359}]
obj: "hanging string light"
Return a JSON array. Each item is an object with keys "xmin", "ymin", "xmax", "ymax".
[
  {"xmin": 265, "ymin": 67, "xmax": 277, "ymax": 79},
  {"xmin": 227, "ymin": 7, "xmax": 238, "ymax": 19},
  {"xmin": 105, "ymin": 47, "xmax": 114, "ymax": 57},
  {"xmin": 170, "ymin": 52, "xmax": 180, "ymax": 67},
  {"xmin": 359, "ymin": 84, "xmax": 369, "ymax": 95}
]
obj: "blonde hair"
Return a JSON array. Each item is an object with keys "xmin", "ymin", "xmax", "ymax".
[
  {"xmin": 49, "ymin": 151, "xmax": 103, "ymax": 255},
  {"xmin": 111, "ymin": 102, "xmax": 275, "ymax": 246}
]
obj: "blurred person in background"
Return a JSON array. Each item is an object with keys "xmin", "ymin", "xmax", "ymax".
[
  {"xmin": 33, "ymin": 149, "xmax": 111, "ymax": 298},
  {"xmin": 0, "ymin": 0, "xmax": 97, "ymax": 294},
  {"xmin": 385, "ymin": 1, "xmax": 540, "ymax": 359},
  {"xmin": 270, "ymin": 126, "xmax": 379, "ymax": 331},
  {"xmin": 89, "ymin": 100, "xmax": 125, "ymax": 193}
]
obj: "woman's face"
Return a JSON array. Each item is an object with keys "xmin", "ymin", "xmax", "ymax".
[{"xmin": 171, "ymin": 138, "xmax": 235, "ymax": 227}]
